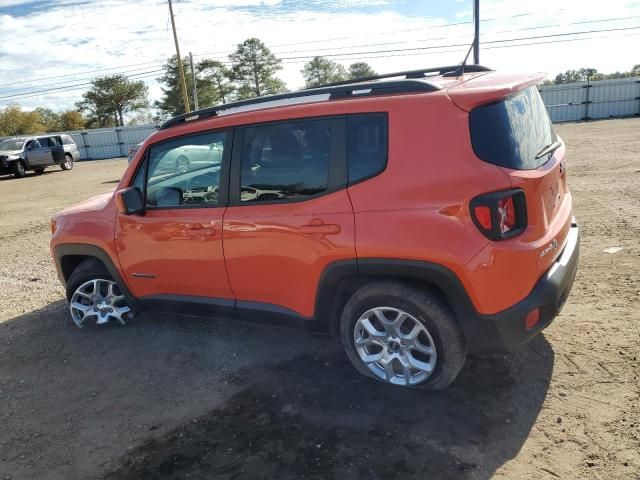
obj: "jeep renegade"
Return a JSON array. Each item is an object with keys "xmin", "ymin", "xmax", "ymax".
[{"xmin": 50, "ymin": 65, "xmax": 580, "ymax": 390}]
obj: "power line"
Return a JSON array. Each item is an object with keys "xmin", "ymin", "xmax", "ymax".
[
  {"xmin": 2, "ymin": 25, "xmax": 639, "ymax": 102},
  {"xmin": 0, "ymin": 70, "xmax": 163, "ymax": 102},
  {"xmin": 3, "ymin": 8, "xmax": 630, "ymax": 89},
  {"xmin": 260, "ymin": 25, "xmax": 640, "ymax": 62}
]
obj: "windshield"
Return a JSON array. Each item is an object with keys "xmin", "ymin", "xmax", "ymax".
[
  {"xmin": 469, "ymin": 86, "xmax": 557, "ymax": 170},
  {"xmin": 0, "ymin": 139, "xmax": 25, "ymax": 151}
]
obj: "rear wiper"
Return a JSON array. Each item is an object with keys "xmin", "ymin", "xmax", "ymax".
[{"xmin": 535, "ymin": 140, "xmax": 562, "ymax": 159}]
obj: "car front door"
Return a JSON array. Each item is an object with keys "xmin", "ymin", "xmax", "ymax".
[
  {"xmin": 115, "ymin": 130, "xmax": 235, "ymax": 316},
  {"xmin": 222, "ymin": 117, "xmax": 355, "ymax": 322},
  {"xmin": 25, "ymin": 139, "xmax": 54, "ymax": 167}
]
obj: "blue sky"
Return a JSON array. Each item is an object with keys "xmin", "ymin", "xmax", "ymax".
[{"xmin": 1, "ymin": 0, "xmax": 639, "ymax": 115}]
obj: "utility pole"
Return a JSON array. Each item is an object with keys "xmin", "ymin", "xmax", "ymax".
[
  {"xmin": 168, "ymin": 0, "xmax": 190, "ymax": 113},
  {"xmin": 473, "ymin": 0, "xmax": 480, "ymax": 64},
  {"xmin": 189, "ymin": 52, "xmax": 199, "ymax": 110}
]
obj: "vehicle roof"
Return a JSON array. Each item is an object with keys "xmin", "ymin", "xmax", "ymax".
[{"xmin": 152, "ymin": 67, "xmax": 546, "ymax": 142}]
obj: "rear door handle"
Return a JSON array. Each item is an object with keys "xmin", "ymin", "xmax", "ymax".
[{"xmin": 298, "ymin": 223, "xmax": 341, "ymax": 235}]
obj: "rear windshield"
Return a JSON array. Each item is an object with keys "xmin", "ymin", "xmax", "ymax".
[{"xmin": 469, "ymin": 86, "xmax": 556, "ymax": 170}]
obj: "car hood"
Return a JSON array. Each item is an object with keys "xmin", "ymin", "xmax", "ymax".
[
  {"xmin": 0, "ymin": 149, "xmax": 22, "ymax": 156},
  {"xmin": 56, "ymin": 191, "xmax": 114, "ymax": 216}
]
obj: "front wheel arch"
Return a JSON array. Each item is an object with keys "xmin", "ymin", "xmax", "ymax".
[{"xmin": 54, "ymin": 244, "xmax": 137, "ymax": 309}]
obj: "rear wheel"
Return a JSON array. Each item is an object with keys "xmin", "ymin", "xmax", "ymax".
[
  {"xmin": 12, "ymin": 161, "xmax": 26, "ymax": 178},
  {"xmin": 66, "ymin": 259, "xmax": 133, "ymax": 327},
  {"xmin": 340, "ymin": 281, "xmax": 467, "ymax": 390},
  {"xmin": 61, "ymin": 154, "xmax": 73, "ymax": 170}
]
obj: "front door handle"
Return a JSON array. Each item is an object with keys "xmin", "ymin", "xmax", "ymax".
[{"xmin": 183, "ymin": 223, "xmax": 216, "ymax": 237}]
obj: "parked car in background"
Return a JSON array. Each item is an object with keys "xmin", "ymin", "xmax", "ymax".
[
  {"xmin": 51, "ymin": 65, "xmax": 580, "ymax": 390},
  {"xmin": 0, "ymin": 134, "xmax": 79, "ymax": 178},
  {"xmin": 127, "ymin": 142, "xmax": 142, "ymax": 163}
]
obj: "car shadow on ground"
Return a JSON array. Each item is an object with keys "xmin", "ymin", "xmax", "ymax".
[
  {"xmin": 0, "ymin": 301, "xmax": 554, "ymax": 480},
  {"xmin": 0, "ymin": 169, "xmax": 66, "ymax": 181}
]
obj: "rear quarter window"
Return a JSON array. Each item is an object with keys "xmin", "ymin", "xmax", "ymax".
[
  {"xmin": 469, "ymin": 86, "xmax": 556, "ymax": 170},
  {"xmin": 347, "ymin": 114, "xmax": 388, "ymax": 184}
]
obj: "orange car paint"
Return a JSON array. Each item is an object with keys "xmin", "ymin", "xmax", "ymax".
[{"xmin": 51, "ymin": 70, "xmax": 573, "ymax": 320}]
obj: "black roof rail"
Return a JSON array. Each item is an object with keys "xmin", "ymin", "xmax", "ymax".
[
  {"xmin": 310, "ymin": 64, "xmax": 493, "ymax": 89},
  {"xmin": 159, "ymin": 78, "xmax": 442, "ymax": 130}
]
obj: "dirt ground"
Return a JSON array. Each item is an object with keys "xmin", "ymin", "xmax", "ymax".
[{"xmin": 0, "ymin": 118, "xmax": 638, "ymax": 480}]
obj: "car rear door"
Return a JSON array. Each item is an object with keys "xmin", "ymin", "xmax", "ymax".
[
  {"xmin": 115, "ymin": 130, "xmax": 235, "ymax": 316},
  {"xmin": 222, "ymin": 116, "xmax": 355, "ymax": 321}
]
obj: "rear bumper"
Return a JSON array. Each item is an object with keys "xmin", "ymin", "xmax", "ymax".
[{"xmin": 469, "ymin": 219, "xmax": 580, "ymax": 352}]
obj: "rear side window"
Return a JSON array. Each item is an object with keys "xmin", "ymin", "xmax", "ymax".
[
  {"xmin": 61, "ymin": 135, "xmax": 75, "ymax": 145},
  {"xmin": 240, "ymin": 119, "xmax": 331, "ymax": 202},
  {"xmin": 469, "ymin": 86, "xmax": 556, "ymax": 170},
  {"xmin": 347, "ymin": 114, "xmax": 387, "ymax": 184}
]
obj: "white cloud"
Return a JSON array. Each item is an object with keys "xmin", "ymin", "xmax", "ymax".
[{"xmin": 1, "ymin": 0, "xmax": 639, "ymax": 113}]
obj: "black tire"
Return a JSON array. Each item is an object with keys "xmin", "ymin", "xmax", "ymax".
[
  {"xmin": 340, "ymin": 281, "xmax": 467, "ymax": 391},
  {"xmin": 66, "ymin": 258, "xmax": 112, "ymax": 301},
  {"xmin": 12, "ymin": 161, "xmax": 26, "ymax": 178},
  {"xmin": 34, "ymin": 168, "xmax": 45, "ymax": 175},
  {"xmin": 175, "ymin": 155, "xmax": 190, "ymax": 174},
  {"xmin": 61, "ymin": 154, "xmax": 73, "ymax": 170}
]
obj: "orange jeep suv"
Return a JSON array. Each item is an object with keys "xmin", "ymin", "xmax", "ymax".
[{"xmin": 50, "ymin": 65, "xmax": 580, "ymax": 390}]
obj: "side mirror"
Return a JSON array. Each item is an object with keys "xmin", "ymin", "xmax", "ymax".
[
  {"xmin": 115, "ymin": 187, "xmax": 144, "ymax": 215},
  {"xmin": 26, "ymin": 144, "xmax": 33, "ymax": 151}
]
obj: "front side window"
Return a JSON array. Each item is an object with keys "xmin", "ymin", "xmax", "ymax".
[
  {"xmin": 145, "ymin": 131, "xmax": 226, "ymax": 208},
  {"xmin": 240, "ymin": 119, "xmax": 331, "ymax": 202}
]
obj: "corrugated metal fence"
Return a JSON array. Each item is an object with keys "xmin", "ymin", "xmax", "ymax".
[
  {"xmin": 55, "ymin": 125, "xmax": 158, "ymax": 161},
  {"xmin": 539, "ymin": 77, "xmax": 640, "ymax": 123},
  {"xmin": 6, "ymin": 76, "xmax": 637, "ymax": 161}
]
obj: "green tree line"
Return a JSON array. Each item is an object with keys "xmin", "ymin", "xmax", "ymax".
[
  {"xmin": 3, "ymin": 35, "xmax": 637, "ymax": 137},
  {"xmin": 544, "ymin": 64, "xmax": 640, "ymax": 84}
]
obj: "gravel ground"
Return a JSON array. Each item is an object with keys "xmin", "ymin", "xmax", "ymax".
[{"xmin": 0, "ymin": 118, "xmax": 638, "ymax": 479}]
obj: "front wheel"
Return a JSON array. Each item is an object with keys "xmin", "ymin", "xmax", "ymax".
[
  {"xmin": 61, "ymin": 154, "xmax": 73, "ymax": 170},
  {"xmin": 340, "ymin": 281, "xmax": 467, "ymax": 390},
  {"xmin": 66, "ymin": 259, "xmax": 133, "ymax": 327},
  {"xmin": 12, "ymin": 161, "xmax": 26, "ymax": 178}
]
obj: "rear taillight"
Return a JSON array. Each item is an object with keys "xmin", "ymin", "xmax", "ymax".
[{"xmin": 470, "ymin": 189, "xmax": 527, "ymax": 240}]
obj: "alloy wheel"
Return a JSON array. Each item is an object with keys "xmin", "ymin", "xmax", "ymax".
[
  {"xmin": 353, "ymin": 307, "xmax": 437, "ymax": 386},
  {"xmin": 69, "ymin": 279, "xmax": 131, "ymax": 327}
]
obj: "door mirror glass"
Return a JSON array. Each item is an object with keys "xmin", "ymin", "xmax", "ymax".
[{"xmin": 116, "ymin": 187, "xmax": 144, "ymax": 215}]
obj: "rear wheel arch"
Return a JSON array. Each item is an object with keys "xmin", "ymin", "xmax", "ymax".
[{"xmin": 314, "ymin": 259, "xmax": 477, "ymax": 340}]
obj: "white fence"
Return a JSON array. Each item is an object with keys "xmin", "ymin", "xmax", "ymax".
[
  {"xmin": 539, "ymin": 77, "xmax": 640, "ymax": 123},
  {"xmin": 54, "ymin": 125, "xmax": 157, "ymax": 161},
  {"xmin": 4, "ymin": 77, "xmax": 639, "ymax": 162}
]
